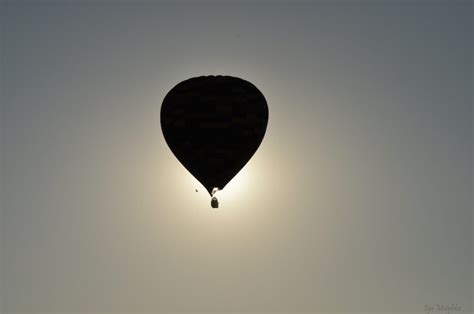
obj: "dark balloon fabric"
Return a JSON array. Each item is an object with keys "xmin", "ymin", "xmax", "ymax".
[{"xmin": 161, "ymin": 75, "xmax": 269, "ymax": 196}]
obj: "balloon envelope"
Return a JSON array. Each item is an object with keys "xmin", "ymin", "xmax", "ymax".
[{"xmin": 161, "ymin": 75, "xmax": 268, "ymax": 196}]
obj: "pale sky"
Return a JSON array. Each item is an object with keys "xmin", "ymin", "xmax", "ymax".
[{"xmin": 1, "ymin": 1, "xmax": 472, "ymax": 313}]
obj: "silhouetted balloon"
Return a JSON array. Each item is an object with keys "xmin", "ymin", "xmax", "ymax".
[{"xmin": 161, "ymin": 75, "xmax": 268, "ymax": 201}]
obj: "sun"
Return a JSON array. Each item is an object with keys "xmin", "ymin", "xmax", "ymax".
[{"xmin": 179, "ymin": 164, "xmax": 253, "ymax": 206}]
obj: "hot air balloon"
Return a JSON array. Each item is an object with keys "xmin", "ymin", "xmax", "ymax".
[{"xmin": 161, "ymin": 75, "xmax": 268, "ymax": 208}]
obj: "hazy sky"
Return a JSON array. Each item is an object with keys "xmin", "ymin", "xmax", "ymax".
[{"xmin": 1, "ymin": 1, "xmax": 472, "ymax": 313}]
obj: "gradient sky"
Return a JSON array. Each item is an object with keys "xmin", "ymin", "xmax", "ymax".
[{"xmin": 1, "ymin": 1, "xmax": 472, "ymax": 313}]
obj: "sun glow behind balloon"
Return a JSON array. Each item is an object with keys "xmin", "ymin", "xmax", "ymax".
[
  {"xmin": 216, "ymin": 165, "xmax": 252, "ymax": 203},
  {"xmin": 178, "ymin": 159, "xmax": 255, "ymax": 210}
]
